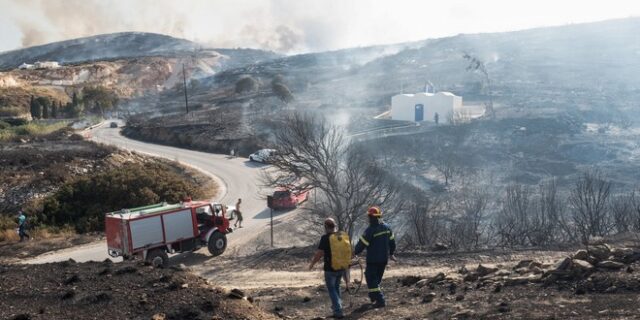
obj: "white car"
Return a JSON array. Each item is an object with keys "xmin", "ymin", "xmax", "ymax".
[
  {"xmin": 226, "ymin": 205, "xmax": 238, "ymax": 220},
  {"xmin": 249, "ymin": 149, "xmax": 277, "ymax": 163},
  {"xmin": 212, "ymin": 203, "xmax": 237, "ymax": 220}
]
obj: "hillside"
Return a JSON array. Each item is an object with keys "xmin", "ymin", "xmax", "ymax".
[
  {"xmin": 196, "ymin": 17, "xmax": 640, "ymax": 113},
  {"xmin": 0, "ymin": 33, "xmax": 282, "ymax": 118},
  {"xmin": 121, "ymin": 18, "xmax": 640, "ymax": 206},
  {"xmin": 0, "ymin": 32, "xmax": 280, "ymax": 71}
]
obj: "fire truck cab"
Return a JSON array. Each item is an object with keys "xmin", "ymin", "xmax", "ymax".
[{"xmin": 105, "ymin": 200, "xmax": 231, "ymax": 268}]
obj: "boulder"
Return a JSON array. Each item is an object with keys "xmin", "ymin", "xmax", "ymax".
[
  {"xmin": 422, "ymin": 292, "xmax": 437, "ymax": 303},
  {"xmin": 463, "ymin": 273, "xmax": 479, "ymax": 282},
  {"xmin": 495, "ymin": 269, "xmax": 512, "ymax": 277},
  {"xmin": 458, "ymin": 265, "xmax": 469, "ymax": 274},
  {"xmin": 428, "ymin": 272, "xmax": 446, "ymax": 284},
  {"xmin": 528, "ymin": 261, "xmax": 544, "ymax": 270},
  {"xmin": 452, "ymin": 309, "xmax": 474, "ymax": 319},
  {"xmin": 571, "ymin": 259, "xmax": 594, "ymax": 273},
  {"xmin": 400, "ymin": 275, "xmax": 423, "ymax": 286},
  {"xmin": 504, "ymin": 276, "xmax": 530, "ymax": 286},
  {"xmin": 596, "ymin": 260, "xmax": 625, "ymax": 270},
  {"xmin": 572, "ymin": 249, "xmax": 589, "ymax": 261},
  {"xmin": 553, "ymin": 257, "xmax": 572, "ymax": 272},
  {"xmin": 588, "ymin": 244, "xmax": 612, "ymax": 261},
  {"xmin": 585, "ymin": 255, "xmax": 599, "ymax": 265},
  {"xmin": 514, "ymin": 260, "xmax": 533, "ymax": 269},
  {"xmin": 476, "ymin": 264, "xmax": 499, "ymax": 277},
  {"xmin": 622, "ymin": 252, "xmax": 640, "ymax": 264},
  {"xmin": 530, "ymin": 266, "xmax": 544, "ymax": 274},
  {"xmin": 228, "ymin": 288, "xmax": 246, "ymax": 299},
  {"xmin": 433, "ymin": 242, "xmax": 449, "ymax": 251},
  {"xmin": 415, "ymin": 279, "xmax": 429, "ymax": 288},
  {"xmin": 611, "ymin": 247, "xmax": 633, "ymax": 258}
]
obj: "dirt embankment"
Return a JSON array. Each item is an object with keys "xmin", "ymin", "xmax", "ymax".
[
  {"xmin": 123, "ymin": 108, "xmax": 270, "ymax": 157},
  {"xmin": 0, "ymin": 260, "xmax": 275, "ymax": 320},
  {"xmin": 0, "ymin": 138, "xmax": 217, "ymax": 215}
]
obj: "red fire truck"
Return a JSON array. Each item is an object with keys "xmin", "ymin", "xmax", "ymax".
[{"xmin": 105, "ymin": 200, "xmax": 231, "ymax": 267}]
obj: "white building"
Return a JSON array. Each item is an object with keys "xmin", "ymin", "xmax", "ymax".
[
  {"xmin": 391, "ymin": 91, "xmax": 463, "ymax": 123},
  {"xmin": 18, "ymin": 63, "xmax": 34, "ymax": 70},
  {"xmin": 34, "ymin": 61, "xmax": 60, "ymax": 69}
]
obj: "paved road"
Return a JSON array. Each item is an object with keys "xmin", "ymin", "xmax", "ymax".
[{"xmin": 26, "ymin": 120, "xmax": 290, "ymax": 264}]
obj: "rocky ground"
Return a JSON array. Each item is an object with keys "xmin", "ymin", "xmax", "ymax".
[
  {"xmin": 0, "ymin": 260, "xmax": 275, "ymax": 320},
  {"xmin": 216, "ymin": 242, "xmax": 640, "ymax": 319}
]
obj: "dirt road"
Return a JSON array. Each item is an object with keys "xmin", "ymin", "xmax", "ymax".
[{"xmin": 25, "ymin": 120, "xmax": 297, "ymax": 264}]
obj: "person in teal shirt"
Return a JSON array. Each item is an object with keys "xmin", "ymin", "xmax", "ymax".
[{"xmin": 17, "ymin": 210, "xmax": 30, "ymax": 242}]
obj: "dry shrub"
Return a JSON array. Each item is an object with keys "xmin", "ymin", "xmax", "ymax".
[{"xmin": 0, "ymin": 228, "xmax": 19, "ymax": 242}]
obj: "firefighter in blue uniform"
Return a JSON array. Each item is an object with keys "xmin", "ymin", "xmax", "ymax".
[{"xmin": 354, "ymin": 206, "xmax": 396, "ymax": 308}]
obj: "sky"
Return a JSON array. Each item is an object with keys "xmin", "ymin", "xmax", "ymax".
[{"xmin": 0, "ymin": 0, "xmax": 639, "ymax": 54}]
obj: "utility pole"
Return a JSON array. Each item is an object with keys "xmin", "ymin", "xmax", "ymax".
[
  {"xmin": 270, "ymin": 208, "xmax": 274, "ymax": 247},
  {"xmin": 182, "ymin": 63, "xmax": 189, "ymax": 114}
]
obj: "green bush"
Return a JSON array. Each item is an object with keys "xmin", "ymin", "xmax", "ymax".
[{"xmin": 40, "ymin": 163, "xmax": 204, "ymax": 233}]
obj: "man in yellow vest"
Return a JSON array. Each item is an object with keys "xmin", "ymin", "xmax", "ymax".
[{"xmin": 309, "ymin": 218, "xmax": 351, "ymax": 319}]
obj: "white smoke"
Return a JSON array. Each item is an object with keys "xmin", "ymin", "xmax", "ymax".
[{"xmin": 1, "ymin": 0, "xmax": 639, "ymax": 53}]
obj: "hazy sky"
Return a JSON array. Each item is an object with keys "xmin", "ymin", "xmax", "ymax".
[{"xmin": 0, "ymin": 0, "xmax": 639, "ymax": 54}]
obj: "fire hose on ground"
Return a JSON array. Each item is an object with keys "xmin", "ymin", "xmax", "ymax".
[{"xmin": 346, "ymin": 258, "xmax": 363, "ymax": 295}]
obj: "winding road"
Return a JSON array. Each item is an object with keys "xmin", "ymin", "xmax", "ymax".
[{"xmin": 26, "ymin": 120, "xmax": 292, "ymax": 264}]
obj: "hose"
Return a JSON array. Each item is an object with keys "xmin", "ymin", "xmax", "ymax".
[{"xmin": 346, "ymin": 259, "xmax": 363, "ymax": 295}]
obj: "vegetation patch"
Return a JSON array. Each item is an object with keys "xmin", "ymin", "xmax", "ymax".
[
  {"xmin": 40, "ymin": 162, "xmax": 205, "ymax": 233},
  {"xmin": 0, "ymin": 120, "xmax": 70, "ymax": 142}
]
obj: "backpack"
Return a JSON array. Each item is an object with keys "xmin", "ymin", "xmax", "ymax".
[{"xmin": 329, "ymin": 232, "xmax": 352, "ymax": 270}]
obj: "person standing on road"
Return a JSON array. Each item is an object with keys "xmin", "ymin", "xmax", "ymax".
[
  {"xmin": 233, "ymin": 198, "xmax": 243, "ymax": 228},
  {"xmin": 309, "ymin": 218, "xmax": 351, "ymax": 319},
  {"xmin": 354, "ymin": 206, "xmax": 396, "ymax": 308},
  {"xmin": 17, "ymin": 210, "xmax": 30, "ymax": 242}
]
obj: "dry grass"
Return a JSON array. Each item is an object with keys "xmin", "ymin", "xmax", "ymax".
[
  {"xmin": 0, "ymin": 228, "xmax": 19, "ymax": 242},
  {"xmin": 0, "ymin": 121, "xmax": 69, "ymax": 142},
  {"xmin": 0, "ymin": 224, "xmax": 76, "ymax": 243}
]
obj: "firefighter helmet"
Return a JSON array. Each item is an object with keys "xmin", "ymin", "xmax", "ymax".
[{"xmin": 367, "ymin": 206, "xmax": 382, "ymax": 217}]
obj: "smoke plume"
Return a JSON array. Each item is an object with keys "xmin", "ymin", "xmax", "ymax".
[{"xmin": 1, "ymin": 0, "xmax": 639, "ymax": 53}]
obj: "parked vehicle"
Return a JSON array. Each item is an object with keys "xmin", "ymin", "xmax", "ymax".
[
  {"xmin": 249, "ymin": 149, "xmax": 277, "ymax": 163},
  {"xmin": 226, "ymin": 205, "xmax": 237, "ymax": 220},
  {"xmin": 267, "ymin": 187, "xmax": 309, "ymax": 210},
  {"xmin": 110, "ymin": 122, "xmax": 118, "ymax": 128},
  {"xmin": 105, "ymin": 200, "xmax": 231, "ymax": 267}
]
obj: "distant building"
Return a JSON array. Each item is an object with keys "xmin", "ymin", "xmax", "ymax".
[
  {"xmin": 34, "ymin": 61, "xmax": 60, "ymax": 69},
  {"xmin": 18, "ymin": 63, "xmax": 34, "ymax": 70},
  {"xmin": 391, "ymin": 91, "xmax": 462, "ymax": 123}
]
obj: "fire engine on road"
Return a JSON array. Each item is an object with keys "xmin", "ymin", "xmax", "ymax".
[{"xmin": 105, "ymin": 199, "xmax": 232, "ymax": 267}]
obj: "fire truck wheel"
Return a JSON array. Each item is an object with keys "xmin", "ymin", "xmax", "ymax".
[
  {"xmin": 208, "ymin": 232, "xmax": 227, "ymax": 256},
  {"xmin": 146, "ymin": 249, "xmax": 168, "ymax": 268}
]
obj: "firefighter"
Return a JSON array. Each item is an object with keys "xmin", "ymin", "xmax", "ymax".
[
  {"xmin": 354, "ymin": 206, "xmax": 396, "ymax": 308},
  {"xmin": 17, "ymin": 210, "xmax": 30, "ymax": 242}
]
